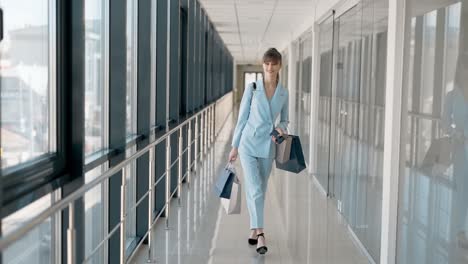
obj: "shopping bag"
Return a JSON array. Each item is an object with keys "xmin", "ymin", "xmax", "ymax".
[
  {"xmin": 214, "ymin": 162, "xmax": 236, "ymax": 199},
  {"xmin": 276, "ymin": 135, "xmax": 293, "ymax": 163},
  {"xmin": 221, "ymin": 176, "xmax": 241, "ymax": 214},
  {"xmin": 420, "ymin": 137, "xmax": 453, "ymax": 175},
  {"xmin": 275, "ymin": 135, "xmax": 306, "ymax": 174}
]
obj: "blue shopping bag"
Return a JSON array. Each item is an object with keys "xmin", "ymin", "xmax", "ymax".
[{"xmin": 214, "ymin": 163, "xmax": 236, "ymax": 199}]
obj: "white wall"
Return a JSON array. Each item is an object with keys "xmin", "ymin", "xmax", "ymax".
[{"xmin": 215, "ymin": 92, "xmax": 234, "ymax": 137}]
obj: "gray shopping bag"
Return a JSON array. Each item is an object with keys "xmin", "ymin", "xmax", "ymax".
[
  {"xmin": 275, "ymin": 135, "xmax": 307, "ymax": 174},
  {"xmin": 276, "ymin": 135, "xmax": 292, "ymax": 163},
  {"xmin": 221, "ymin": 176, "xmax": 241, "ymax": 214}
]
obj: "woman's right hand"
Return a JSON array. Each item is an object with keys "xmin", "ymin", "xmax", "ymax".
[{"xmin": 229, "ymin": 148, "xmax": 238, "ymax": 162}]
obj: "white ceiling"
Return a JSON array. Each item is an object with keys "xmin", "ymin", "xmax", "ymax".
[{"xmin": 199, "ymin": 0, "xmax": 316, "ymax": 64}]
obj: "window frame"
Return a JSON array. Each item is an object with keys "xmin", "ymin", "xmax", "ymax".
[{"xmin": 1, "ymin": 0, "xmax": 87, "ymax": 220}]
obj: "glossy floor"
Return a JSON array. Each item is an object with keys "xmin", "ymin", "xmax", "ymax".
[{"xmin": 131, "ymin": 113, "xmax": 370, "ymax": 264}]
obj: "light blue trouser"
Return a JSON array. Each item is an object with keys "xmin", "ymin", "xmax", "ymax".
[{"xmin": 239, "ymin": 153, "xmax": 274, "ymax": 229}]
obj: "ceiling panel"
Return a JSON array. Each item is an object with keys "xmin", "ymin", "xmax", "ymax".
[{"xmin": 200, "ymin": 0, "xmax": 316, "ymax": 64}]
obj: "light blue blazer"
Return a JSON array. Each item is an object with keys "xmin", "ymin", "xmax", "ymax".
[{"xmin": 231, "ymin": 80, "xmax": 289, "ymax": 159}]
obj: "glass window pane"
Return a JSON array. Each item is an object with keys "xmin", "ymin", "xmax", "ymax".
[
  {"xmin": 126, "ymin": 0, "xmax": 137, "ymax": 136},
  {"xmin": 125, "ymin": 148, "xmax": 136, "ymax": 251},
  {"xmin": 125, "ymin": 0, "xmax": 137, "ymax": 252},
  {"xmin": 2, "ymin": 194, "xmax": 53, "ymax": 263},
  {"xmin": 84, "ymin": 166, "xmax": 105, "ymax": 263},
  {"xmin": 420, "ymin": 11, "xmax": 437, "ymax": 114},
  {"xmin": 150, "ymin": 0, "xmax": 156, "ymax": 128},
  {"xmin": 84, "ymin": 1, "xmax": 107, "ymax": 262},
  {"xmin": 397, "ymin": 1, "xmax": 468, "ymax": 263},
  {"xmin": 84, "ymin": 0, "xmax": 107, "ymax": 155},
  {"xmin": 0, "ymin": 0, "xmax": 54, "ymax": 169}
]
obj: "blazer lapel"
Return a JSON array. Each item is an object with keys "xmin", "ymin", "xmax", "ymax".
[
  {"xmin": 270, "ymin": 84, "xmax": 286, "ymax": 118},
  {"xmin": 256, "ymin": 80, "xmax": 273, "ymax": 122}
]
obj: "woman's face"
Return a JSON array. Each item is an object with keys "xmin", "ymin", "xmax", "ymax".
[{"xmin": 263, "ymin": 60, "xmax": 281, "ymax": 80}]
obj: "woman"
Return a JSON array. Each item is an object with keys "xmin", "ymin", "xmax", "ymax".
[
  {"xmin": 443, "ymin": 55, "xmax": 468, "ymax": 260},
  {"xmin": 228, "ymin": 48, "xmax": 289, "ymax": 255}
]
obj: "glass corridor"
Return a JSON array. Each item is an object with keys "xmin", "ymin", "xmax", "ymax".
[{"xmin": 1, "ymin": 0, "xmax": 468, "ymax": 263}]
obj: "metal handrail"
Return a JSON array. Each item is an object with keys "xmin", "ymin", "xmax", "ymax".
[{"xmin": 0, "ymin": 102, "xmax": 217, "ymax": 263}]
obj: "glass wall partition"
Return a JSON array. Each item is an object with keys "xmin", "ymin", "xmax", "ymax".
[
  {"xmin": 313, "ymin": 0, "xmax": 388, "ymax": 261},
  {"xmin": 296, "ymin": 33, "xmax": 313, "ymax": 165},
  {"xmin": 397, "ymin": 1, "xmax": 468, "ymax": 263},
  {"xmin": 329, "ymin": 3, "xmax": 363, "ymax": 218},
  {"xmin": 352, "ymin": 0, "xmax": 388, "ymax": 259},
  {"xmin": 293, "ymin": 43, "xmax": 302, "ymax": 134},
  {"xmin": 316, "ymin": 14, "xmax": 335, "ymax": 192}
]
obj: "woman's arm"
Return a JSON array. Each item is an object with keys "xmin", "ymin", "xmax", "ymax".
[{"xmin": 231, "ymin": 84, "xmax": 254, "ymax": 148}]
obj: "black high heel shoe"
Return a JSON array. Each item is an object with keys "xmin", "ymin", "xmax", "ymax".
[
  {"xmin": 256, "ymin": 233, "xmax": 268, "ymax": 254},
  {"xmin": 248, "ymin": 230, "xmax": 258, "ymax": 245},
  {"xmin": 248, "ymin": 237, "xmax": 258, "ymax": 245}
]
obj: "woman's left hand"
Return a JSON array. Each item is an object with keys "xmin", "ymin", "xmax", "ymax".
[
  {"xmin": 275, "ymin": 127, "xmax": 286, "ymax": 137},
  {"xmin": 271, "ymin": 127, "xmax": 286, "ymax": 143}
]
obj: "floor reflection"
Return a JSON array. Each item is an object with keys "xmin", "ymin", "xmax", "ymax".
[
  {"xmin": 132, "ymin": 113, "xmax": 369, "ymax": 264},
  {"xmin": 398, "ymin": 165, "xmax": 468, "ymax": 264}
]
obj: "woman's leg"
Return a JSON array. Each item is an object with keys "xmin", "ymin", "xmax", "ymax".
[
  {"xmin": 239, "ymin": 153, "xmax": 263, "ymax": 229},
  {"xmin": 255, "ymin": 158, "xmax": 274, "ymax": 249},
  {"xmin": 258, "ymin": 157, "xmax": 274, "ymax": 195},
  {"xmin": 239, "ymin": 154, "xmax": 274, "ymax": 253}
]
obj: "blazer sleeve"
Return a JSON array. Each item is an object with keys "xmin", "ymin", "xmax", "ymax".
[
  {"xmin": 277, "ymin": 90, "xmax": 289, "ymax": 132},
  {"xmin": 231, "ymin": 84, "xmax": 254, "ymax": 148}
]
